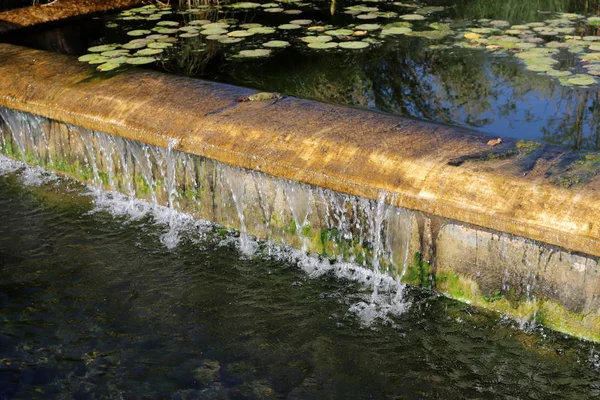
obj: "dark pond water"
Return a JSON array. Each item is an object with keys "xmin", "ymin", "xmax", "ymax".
[
  {"xmin": 4, "ymin": 0, "xmax": 600, "ymax": 150},
  {"xmin": 2, "ymin": 157, "xmax": 600, "ymax": 399}
]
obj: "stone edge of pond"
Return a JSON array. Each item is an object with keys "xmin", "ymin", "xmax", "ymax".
[
  {"xmin": 0, "ymin": 0, "xmax": 147, "ymax": 34},
  {"xmin": 0, "ymin": 44, "xmax": 598, "ymax": 259}
]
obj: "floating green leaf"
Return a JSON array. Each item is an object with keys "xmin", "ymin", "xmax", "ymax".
[
  {"xmin": 381, "ymin": 27, "xmax": 412, "ymax": 35},
  {"xmin": 263, "ymin": 40, "xmax": 290, "ymax": 48},
  {"xmin": 127, "ymin": 29, "xmax": 151, "ymax": 36},
  {"xmin": 237, "ymin": 49, "xmax": 272, "ymax": 57},
  {"xmin": 248, "ymin": 27, "xmax": 276, "ymax": 34},
  {"xmin": 189, "ymin": 19, "xmax": 211, "ymax": 26},
  {"xmin": 219, "ymin": 37, "xmax": 244, "ymax": 44},
  {"xmin": 88, "ymin": 44, "xmax": 118, "ymax": 52},
  {"xmin": 240, "ymin": 23, "xmax": 262, "ymax": 29},
  {"xmin": 157, "ymin": 20, "xmax": 179, "ymax": 26},
  {"xmin": 290, "ymin": 19, "xmax": 312, "ymax": 25},
  {"xmin": 101, "ymin": 49, "xmax": 129, "ymax": 57},
  {"xmin": 201, "ymin": 28, "xmax": 229, "ymax": 35},
  {"xmin": 126, "ymin": 57, "xmax": 157, "ymax": 65},
  {"xmin": 355, "ymin": 23, "xmax": 381, "ymax": 31},
  {"xmin": 96, "ymin": 62, "xmax": 122, "ymax": 72},
  {"xmin": 307, "ymin": 42, "xmax": 339, "ymax": 49},
  {"xmin": 278, "ymin": 24, "xmax": 302, "ymax": 30},
  {"xmin": 357, "ymin": 14, "xmax": 378, "ymax": 20},
  {"xmin": 155, "ymin": 28, "xmax": 179, "ymax": 34},
  {"xmin": 324, "ymin": 29, "xmax": 354, "ymax": 36},
  {"xmin": 301, "ymin": 35, "xmax": 332, "ymax": 43},
  {"xmin": 227, "ymin": 30, "xmax": 253, "ymax": 37},
  {"xmin": 400, "ymin": 14, "xmax": 425, "ymax": 21},
  {"xmin": 339, "ymin": 41, "xmax": 370, "ymax": 49},
  {"xmin": 230, "ymin": 2, "xmax": 261, "ymax": 8},
  {"xmin": 566, "ymin": 74, "xmax": 596, "ymax": 85}
]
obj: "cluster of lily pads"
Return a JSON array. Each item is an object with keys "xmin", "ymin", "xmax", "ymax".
[
  {"xmin": 77, "ymin": 1, "xmax": 451, "ymax": 70},
  {"xmin": 449, "ymin": 13, "xmax": 600, "ymax": 86},
  {"xmin": 78, "ymin": 1, "xmax": 600, "ymax": 87}
]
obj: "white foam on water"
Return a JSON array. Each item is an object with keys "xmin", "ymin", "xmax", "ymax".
[
  {"xmin": 20, "ymin": 165, "xmax": 58, "ymax": 187},
  {"xmin": 87, "ymin": 187, "xmax": 204, "ymax": 250},
  {"xmin": 0, "ymin": 154, "xmax": 22, "ymax": 176},
  {"xmin": 267, "ymin": 245, "xmax": 410, "ymax": 327}
]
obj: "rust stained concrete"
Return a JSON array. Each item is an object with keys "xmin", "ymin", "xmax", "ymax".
[
  {"xmin": 0, "ymin": 44, "xmax": 599, "ymax": 257},
  {"xmin": 0, "ymin": 0, "xmax": 145, "ymax": 34}
]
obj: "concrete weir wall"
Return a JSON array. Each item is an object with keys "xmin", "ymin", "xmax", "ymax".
[{"xmin": 1, "ymin": 44, "xmax": 600, "ymax": 340}]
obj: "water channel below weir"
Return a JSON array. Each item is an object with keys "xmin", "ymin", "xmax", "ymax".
[{"xmin": 2, "ymin": 154, "xmax": 600, "ymax": 399}]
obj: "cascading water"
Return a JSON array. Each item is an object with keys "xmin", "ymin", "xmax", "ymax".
[{"xmin": 0, "ymin": 106, "xmax": 417, "ymax": 325}]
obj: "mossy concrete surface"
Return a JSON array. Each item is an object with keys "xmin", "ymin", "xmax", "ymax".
[
  {"xmin": 0, "ymin": 44, "xmax": 598, "ymax": 259},
  {"xmin": 0, "ymin": 0, "xmax": 146, "ymax": 33}
]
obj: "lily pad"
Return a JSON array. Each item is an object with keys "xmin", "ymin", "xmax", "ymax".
[
  {"xmin": 325, "ymin": 29, "xmax": 354, "ymax": 36},
  {"xmin": 263, "ymin": 40, "xmax": 290, "ymax": 47},
  {"xmin": 566, "ymin": 74, "xmax": 596, "ymax": 85},
  {"xmin": 155, "ymin": 28, "xmax": 179, "ymax": 34},
  {"xmin": 400, "ymin": 14, "xmax": 425, "ymax": 21},
  {"xmin": 206, "ymin": 34, "xmax": 229, "ymax": 40},
  {"xmin": 248, "ymin": 27, "xmax": 276, "ymax": 34},
  {"xmin": 78, "ymin": 54, "xmax": 104, "ymax": 62},
  {"xmin": 127, "ymin": 29, "xmax": 152, "ymax": 36},
  {"xmin": 355, "ymin": 23, "xmax": 381, "ymax": 31},
  {"xmin": 381, "ymin": 27, "xmax": 412, "ymax": 35},
  {"xmin": 237, "ymin": 49, "xmax": 272, "ymax": 57},
  {"xmin": 122, "ymin": 40, "xmax": 150, "ymax": 50},
  {"xmin": 179, "ymin": 32, "xmax": 200, "ymax": 38},
  {"xmin": 357, "ymin": 13, "xmax": 378, "ymax": 20},
  {"xmin": 87, "ymin": 56, "xmax": 110, "ymax": 65},
  {"xmin": 264, "ymin": 7, "xmax": 284, "ymax": 12},
  {"xmin": 101, "ymin": 49, "xmax": 129, "ymax": 57},
  {"xmin": 219, "ymin": 37, "xmax": 243, "ymax": 44},
  {"xmin": 189, "ymin": 19, "xmax": 211, "ymax": 26},
  {"xmin": 546, "ymin": 69, "xmax": 572, "ymax": 77},
  {"xmin": 96, "ymin": 62, "xmax": 122, "ymax": 72},
  {"xmin": 126, "ymin": 57, "xmax": 157, "ymax": 65},
  {"xmin": 308, "ymin": 42, "xmax": 339, "ymax": 49},
  {"xmin": 147, "ymin": 34, "xmax": 169, "ymax": 40},
  {"xmin": 157, "ymin": 21, "xmax": 179, "ymax": 26},
  {"xmin": 301, "ymin": 35, "xmax": 332, "ymax": 43},
  {"xmin": 278, "ymin": 24, "xmax": 302, "ymax": 30},
  {"xmin": 230, "ymin": 1, "xmax": 261, "ymax": 8},
  {"xmin": 88, "ymin": 44, "xmax": 118, "ymax": 52},
  {"xmin": 179, "ymin": 26, "xmax": 200, "ymax": 32},
  {"xmin": 283, "ymin": 9, "xmax": 302, "ymax": 14},
  {"xmin": 261, "ymin": 2, "xmax": 280, "ymax": 7},
  {"xmin": 240, "ymin": 23, "xmax": 262, "ymax": 29},
  {"xmin": 339, "ymin": 41, "xmax": 370, "ymax": 49},
  {"xmin": 148, "ymin": 41, "xmax": 173, "ymax": 49},
  {"xmin": 201, "ymin": 28, "xmax": 229, "ymax": 35},
  {"xmin": 135, "ymin": 48, "xmax": 163, "ymax": 56},
  {"xmin": 290, "ymin": 19, "xmax": 312, "ymax": 25},
  {"xmin": 203, "ymin": 23, "xmax": 230, "ymax": 29},
  {"xmin": 228, "ymin": 30, "xmax": 254, "ymax": 37}
]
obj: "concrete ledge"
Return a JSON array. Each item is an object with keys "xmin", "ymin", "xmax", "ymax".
[
  {"xmin": 0, "ymin": 43, "xmax": 599, "ymax": 258},
  {"xmin": 0, "ymin": 0, "xmax": 145, "ymax": 34}
]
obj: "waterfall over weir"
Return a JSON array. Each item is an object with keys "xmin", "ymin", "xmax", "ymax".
[
  {"xmin": 2, "ymin": 106, "xmax": 600, "ymax": 340},
  {"xmin": 0, "ymin": 107, "xmax": 415, "ymax": 280}
]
